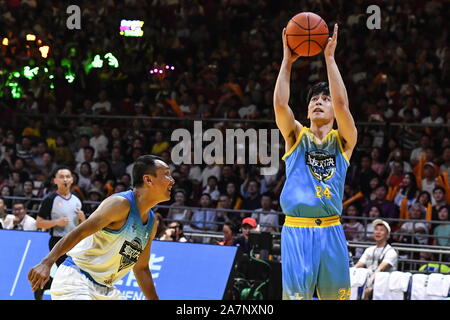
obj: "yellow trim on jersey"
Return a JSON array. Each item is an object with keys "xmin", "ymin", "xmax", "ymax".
[
  {"xmin": 306, "ymin": 127, "xmax": 335, "ymax": 145},
  {"xmin": 282, "ymin": 126, "xmax": 306, "ymax": 161},
  {"xmin": 284, "ymin": 215, "xmax": 341, "ymax": 228},
  {"xmin": 334, "ymin": 130, "xmax": 350, "ymax": 164}
]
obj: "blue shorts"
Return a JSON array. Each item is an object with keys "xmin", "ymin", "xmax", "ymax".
[{"xmin": 281, "ymin": 215, "xmax": 350, "ymax": 300}]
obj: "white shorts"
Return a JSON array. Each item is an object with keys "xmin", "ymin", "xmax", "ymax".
[{"xmin": 50, "ymin": 264, "xmax": 126, "ymax": 300}]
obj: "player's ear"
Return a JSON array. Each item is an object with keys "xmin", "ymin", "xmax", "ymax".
[{"xmin": 144, "ymin": 175, "xmax": 153, "ymax": 185}]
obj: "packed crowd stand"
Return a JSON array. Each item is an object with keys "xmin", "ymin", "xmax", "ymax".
[{"xmin": 0, "ymin": 0, "xmax": 449, "ymax": 274}]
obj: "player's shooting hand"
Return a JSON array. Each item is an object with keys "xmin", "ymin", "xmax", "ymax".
[
  {"xmin": 324, "ymin": 24, "xmax": 338, "ymax": 59},
  {"xmin": 282, "ymin": 28, "xmax": 299, "ymax": 63},
  {"xmin": 28, "ymin": 263, "xmax": 51, "ymax": 291}
]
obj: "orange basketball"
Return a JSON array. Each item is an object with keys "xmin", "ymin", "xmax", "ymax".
[{"xmin": 286, "ymin": 12, "xmax": 329, "ymax": 57}]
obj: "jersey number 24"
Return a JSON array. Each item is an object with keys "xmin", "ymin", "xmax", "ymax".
[{"xmin": 315, "ymin": 186, "xmax": 332, "ymax": 199}]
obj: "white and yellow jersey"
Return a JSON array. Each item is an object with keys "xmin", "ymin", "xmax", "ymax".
[{"xmin": 66, "ymin": 190, "xmax": 155, "ymax": 287}]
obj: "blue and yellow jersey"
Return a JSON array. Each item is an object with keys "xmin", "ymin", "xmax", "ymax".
[{"xmin": 280, "ymin": 127, "xmax": 349, "ymax": 218}]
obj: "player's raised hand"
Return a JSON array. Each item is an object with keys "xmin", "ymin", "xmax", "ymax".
[
  {"xmin": 324, "ymin": 23, "xmax": 338, "ymax": 59},
  {"xmin": 28, "ymin": 263, "xmax": 51, "ymax": 291},
  {"xmin": 282, "ymin": 28, "xmax": 299, "ymax": 63}
]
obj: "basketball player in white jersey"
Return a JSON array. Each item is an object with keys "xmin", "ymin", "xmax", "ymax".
[{"xmin": 28, "ymin": 155, "xmax": 174, "ymax": 300}]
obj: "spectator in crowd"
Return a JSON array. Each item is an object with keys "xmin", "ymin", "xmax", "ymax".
[
  {"xmin": 150, "ymin": 131, "xmax": 170, "ymax": 156},
  {"xmin": 0, "ymin": 146, "xmax": 17, "ymax": 176},
  {"xmin": 410, "ymin": 135, "xmax": 431, "ymax": 167},
  {"xmin": 1, "ymin": 186, "xmax": 14, "ymax": 208},
  {"xmin": 120, "ymin": 173, "xmax": 132, "ymax": 189},
  {"xmin": 173, "ymin": 164, "xmax": 194, "ymax": 201},
  {"xmin": 75, "ymin": 146, "xmax": 97, "ymax": 174},
  {"xmin": 125, "ymin": 147, "xmax": 143, "ymax": 184},
  {"xmin": 18, "ymin": 180, "xmax": 39, "ymax": 214},
  {"xmin": 94, "ymin": 160, "xmax": 115, "ymax": 183},
  {"xmin": 350, "ymin": 155, "xmax": 378, "ymax": 196},
  {"xmin": 395, "ymin": 203, "xmax": 429, "ymax": 245},
  {"xmin": 74, "ymin": 135, "xmax": 90, "ymax": 164},
  {"xmin": 0, "ymin": 197, "xmax": 14, "ymax": 229},
  {"xmin": 36, "ymin": 152, "xmax": 57, "ymax": 179},
  {"xmin": 370, "ymin": 147, "xmax": 386, "ymax": 177},
  {"xmin": 153, "ymin": 212, "xmax": 167, "ymax": 239},
  {"xmin": 433, "ymin": 206, "xmax": 450, "ymax": 247},
  {"xmin": 364, "ymin": 184, "xmax": 398, "ymax": 220},
  {"xmin": 11, "ymin": 202, "xmax": 37, "ymax": 231},
  {"xmin": 78, "ymin": 162, "xmax": 93, "ymax": 193},
  {"xmin": 114, "ymin": 182, "xmax": 127, "ymax": 193},
  {"xmin": 233, "ymin": 217, "xmax": 257, "ymax": 255},
  {"xmin": 432, "ymin": 186, "xmax": 447, "ymax": 214},
  {"xmin": 13, "ymin": 158, "xmax": 30, "ymax": 183},
  {"xmin": 167, "ymin": 189, "xmax": 191, "ymax": 224},
  {"xmin": 251, "ymin": 193, "xmax": 279, "ymax": 233},
  {"xmin": 54, "ymin": 136, "xmax": 74, "ymax": 166},
  {"xmin": 415, "ymin": 190, "xmax": 432, "ymax": 209},
  {"xmin": 218, "ymin": 165, "xmax": 241, "ymax": 194},
  {"xmin": 160, "ymin": 221, "xmax": 188, "ymax": 242},
  {"xmin": 421, "ymin": 162, "xmax": 437, "ymax": 196},
  {"xmin": 216, "ymin": 193, "xmax": 241, "ymax": 227},
  {"xmin": 439, "ymin": 146, "xmax": 450, "ymax": 175},
  {"xmin": 386, "ymin": 160, "xmax": 404, "ymax": 188},
  {"xmin": 110, "ymin": 147, "xmax": 126, "ymax": 178},
  {"xmin": 16, "ymin": 136, "xmax": 33, "ymax": 161},
  {"xmin": 187, "ymin": 158, "xmax": 202, "ymax": 186},
  {"xmin": 241, "ymin": 179, "xmax": 262, "ymax": 212},
  {"xmin": 355, "ymin": 219, "xmax": 398, "ymax": 300},
  {"xmin": 91, "ymin": 90, "xmax": 112, "ymax": 114},
  {"xmin": 365, "ymin": 204, "xmax": 382, "ymax": 240},
  {"xmin": 386, "ymin": 147, "xmax": 412, "ymax": 173},
  {"xmin": 30, "ymin": 140, "xmax": 49, "ymax": 172},
  {"xmin": 343, "ymin": 205, "xmax": 365, "ymax": 242},
  {"xmin": 217, "ymin": 222, "xmax": 238, "ymax": 246},
  {"xmin": 200, "ymin": 162, "xmax": 221, "ymax": 188},
  {"xmin": 224, "ymin": 182, "xmax": 243, "ymax": 210},
  {"xmin": 84, "ymin": 187, "xmax": 103, "ymax": 217},
  {"xmin": 185, "ymin": 193, "xmax": 217, "ymax": 232},
  {"xmin": 421, "ymin": 104, "xmax": 444, "ymax": 125},
  {"xmin": 394, "ymin": 172, "xmax": 419, "ymax": 208},
  {"xmin": 367, "ymin": 176, "xmax": 381, "ymax": 201},
  {"xmin": 202, "ymin": 176, "xmax": 220, "ymax": 202},
  {"xmin": 89, "ymin": 123, "xmax": 109, "ymax": 159}
]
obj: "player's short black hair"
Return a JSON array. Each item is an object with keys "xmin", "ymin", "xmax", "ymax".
[
  {"xmin": 306, "ymin": 82, "xmax": 330, "ymax": 103},
  {"xmin": 132, "ymin": 155, "xmax": 165, "ymax": 187}
]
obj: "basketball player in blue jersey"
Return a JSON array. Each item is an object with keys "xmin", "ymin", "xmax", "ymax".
[
  {"xmin": 28, "ymin": 155, "xmax": 175, "ymax": 300},
  {"xmin": 274, "ymin": 24, "xmax": 358, "ymax": 300}
]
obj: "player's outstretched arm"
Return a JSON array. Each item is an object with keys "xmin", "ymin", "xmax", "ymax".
[
  {"xmin": 324, "ymin": 24, "xmax": 357, "ymax": 159},
  {"xmin": 133, "ymin": 220, "xmax": 159, "ymax": 300},
  {"xmin": 27, "ymin": 196, "xmax": 130, "ymax": 292},
  {"xmin": 274, "ymin": 28, "xmax": 303, "ymax": 151}
]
